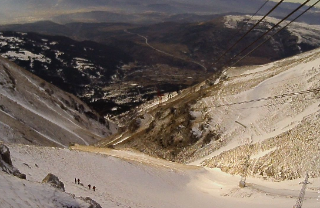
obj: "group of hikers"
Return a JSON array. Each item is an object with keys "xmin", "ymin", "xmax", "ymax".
[{"xmin": 75, "ymin": 178, "xmax": 96, "ymax": 191}]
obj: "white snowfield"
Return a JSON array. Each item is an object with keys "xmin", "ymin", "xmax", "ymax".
[
  {"xmin": 0, "ymin": 172, "xmax": 90, "ymax": 208},
  {"xmin": 224, "ymin": 15, "xmax": 320, "ymax": 46},
  {"xmin": 1, "ymin": 143, "xmax": 318, "ymax": 208},
  {"xmin": 190, "ymin": 47, "xmax": 320, "ymax": 165}
]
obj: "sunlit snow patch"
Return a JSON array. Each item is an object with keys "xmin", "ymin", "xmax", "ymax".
[{"xmin": 1, "ymin": 50, "xmax": 51, "ymax": 63}]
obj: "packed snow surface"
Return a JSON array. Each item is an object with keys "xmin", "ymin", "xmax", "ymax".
[
  {"xmin": 1, "ymin": 144, "xmax": 319, "ymax": 208},
  {"xmin": 190, "ymin": 47, "xmax": 320, "ymax": 165}
]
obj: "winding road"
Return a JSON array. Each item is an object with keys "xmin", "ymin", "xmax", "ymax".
[{"xmin": 124, "ymin": 30, "xmax": 208, "ymax": 72}]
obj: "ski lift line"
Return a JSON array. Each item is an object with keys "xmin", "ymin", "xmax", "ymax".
[
  {"xmin": 224, "ymin": 0, "xmax": 271, "ymax": 49},
  {"xmin": 214, "ymin": 0, "xmax": 285, "ymax": 64},
  {"xmin": 229, "ymin": 0, "xmax": 320, "ymax": 68},
  {"xmin": 193, "ymin": 87, "xmax": 320, "ymax": 109},
  {"xmin": 232, "ymin": 95, "xmax": 319, "ymax": 111},
  {"xmin": 226, "ymin": 0, "xmax": 311, "ymax": 66},
  {"xmin": 229, "ymin": 70, "xmax": 306, "ymax": 83},
  {"xmin": 235, "ymin": 120, "xmax": 247, "ymax": 128},
  {"xmin": 294, "ymin": 173, "xmax": 310, "ymax": 208},
  {"xmin": 215, "ymin": 87, "xmax": 320, "ymax": 107},
  {"xmin": 250, "ymin": 0, "xmax": 270, "ymax": 18}
]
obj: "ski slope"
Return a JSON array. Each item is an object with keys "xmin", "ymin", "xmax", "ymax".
[
  {"xmin": 1, "ymin": 143, "xmax": 318, "ymax": 208},
  {"xmin": 190, "ymin": 47, "xmax": 320, "ymax": 166}
]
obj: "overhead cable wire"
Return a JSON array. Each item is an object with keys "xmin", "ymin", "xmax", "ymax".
[
  {"xmin": 224, "ymin": 0, "xmax": 270, "ymax": 46},
  {"xmin": 214, "ymin": 0, "xmax": 285, "ymax": 64},
  {"xmin": 250, "ymin": 0, "xmax": 271, "ymax": 18},
  {"xmin": 213, "ymin": 87, "xmax": 320, "ymax": 108},
  {"xmin": 233, "ymin": 96, "xmax": 319, "ymax": 111},
  {"xmin": 226, "ymin": 0, "xmax": 311, "ymax": 65},
  {"xmin": 229, "ymin": 0, "xmax": 320, "ymax": 68}
]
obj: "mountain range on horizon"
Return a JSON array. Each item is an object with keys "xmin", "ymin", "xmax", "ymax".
[
  {"xmin": 1, "ymin": 0, "xmax": 320, "ymax": 25},
  {"xmin": 1, "ymin": 1, "xmax": 320, "ymax": 207},
  {"xmin": 1, "ymin": 14, "xmax": 320, "ymax": 117}
]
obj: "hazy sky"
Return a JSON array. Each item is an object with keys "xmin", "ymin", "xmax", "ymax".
[
  {"xmin": 0, "ymin": 0, "xmax": 319, "ymax": 24},
  {"xmin": 270, "ymin": 0, "xmax": 320, "ymax": 7}
]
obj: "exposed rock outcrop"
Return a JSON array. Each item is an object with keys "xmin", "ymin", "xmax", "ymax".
[
  {"xmin": 42, "ymin": 173, "xmax": 65, "ymax": 192},
  {"xmin": 81, "ymin": 197, "xmax": 102, "ymax": 208},
  {"xmin": 0, "ymin": 144, "xmax": 26, "ymax": 179}
]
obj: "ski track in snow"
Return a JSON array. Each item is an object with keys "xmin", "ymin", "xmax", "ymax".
[
  {"xmin": 0, "ymin": 92, "xmax": 89, "ymax": 145},
  {"xmin": 0, "ymin": 120, "xmax": 11, "ymax": 129},
  {"xmin": 2, "ymin": 58, "xmax": 93, "ymax": 142},
  {"xmin": 32, "ymin": 93, "xmax": 84, "ymax": 130},
  {"xmin": 250, "ymin": 147, "xmax": 277, "ymax": 160},
  {"xmin": 0, "ymin": 104, "xmax": 66, "ymax": 147},
  {"xmin": 0, "ymin": 107, "xmax": 17, "ymax": 120},
  {"xmin": 31, "ymin": 128, "xmax": 66, "ymax": 148},
  {"xmin": 1, "ymin": 61, "xmax": 92, "ymax": 141}
]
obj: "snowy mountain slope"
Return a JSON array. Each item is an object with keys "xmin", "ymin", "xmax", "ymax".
[
  {"xmin": 104, "ymin": 47, "xmax": 320, "ymax": 180},
  {"xmin": 188, "ymin": 48, "xmax": 320, "ymax": 178},
  {"xmin": 0, "ymin": 57, "xmax": 117, "ymax": 147},
  {"xmin": 0, "ymin": 172, "xmax": 92, "ymax": 208},
  {"xmin": 224, "ymin": 15, "xmax": 320, "ymax": 53},
  {"xmin": 3, "ymin": 143, "xmax": 319, "ymax": 208}
]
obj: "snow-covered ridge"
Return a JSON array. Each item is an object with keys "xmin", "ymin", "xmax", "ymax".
[
  {"xmin": 224, "ymin": 15, "xmax": 320, "ymax": 45},
  {"xmin": 0, "ymin": 35, "xmax": 52, "ymax": 64}
]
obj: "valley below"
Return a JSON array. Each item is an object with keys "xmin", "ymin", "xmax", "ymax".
[
  {"xmin": 1, "ymin": 2, "xmax": 320, "ymax": 207},
  {"xmin": 1, "ymin": 15, "xmax": 320, "ymax": 118}
]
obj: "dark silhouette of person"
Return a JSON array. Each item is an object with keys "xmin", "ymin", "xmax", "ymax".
[
  {"xmin": 75, "ymin": 178, "xmax": 77, "ymax": 184},
  {"xmin": 77, "ymin": 178, "xmax": 80, "ymax": 184},
  {"xmin": 93, "ymin": 186, "xmax": 96, "ymax": 191},
  {"xmin": 88, "ymin": 184, "xmax": 91, "ymax": 190}
]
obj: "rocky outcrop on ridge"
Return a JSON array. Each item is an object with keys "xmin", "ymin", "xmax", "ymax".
[
  {"xmin": 0, "ymin": 143, "xmax": 26, "ymax": 179},
  {"xmin": 80, "ymin": 197, "xmax": 102, "ymax": 208},
  {"xmin": 42, "ymin": 173, "xmax": 65, "ymax": 192}
]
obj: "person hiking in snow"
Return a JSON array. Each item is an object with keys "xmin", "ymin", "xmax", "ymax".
[
  {"xmin": 77, "ymin": 178, "xmax": 80, "ymax": 184},
  {"xmin": 93, "ymin": 186, "xmax": 96, "ymax": 191},
  {"xmin": 75, "ymin": 178, "xmax": 77, "ymax": 184},
  {"xmin": 88, "ymin": 184, "xmax": 91, "ymax": 190}
]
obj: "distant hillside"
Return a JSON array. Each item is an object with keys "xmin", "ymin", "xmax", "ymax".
[
  {"xmin": 0, "ymin": 30, "xmax": 209, "ymax": 116},
  {"xmin": 112, "ymin": 15, "xmax": 320, "ymax": 69},
  {"xmin": 0, "ymin": 21, "xmax": 72, "ymax": 37},
  {"xmin": 1, "ymin": 16, "xmax": 320, "ymax": 117},
  {"xmin": 1, "ymin": 0, "xmax": 319, "ymax": 25},
  {"xmin": 0, "ymin": 56, "xmax": 117, "ymax": 147}
]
